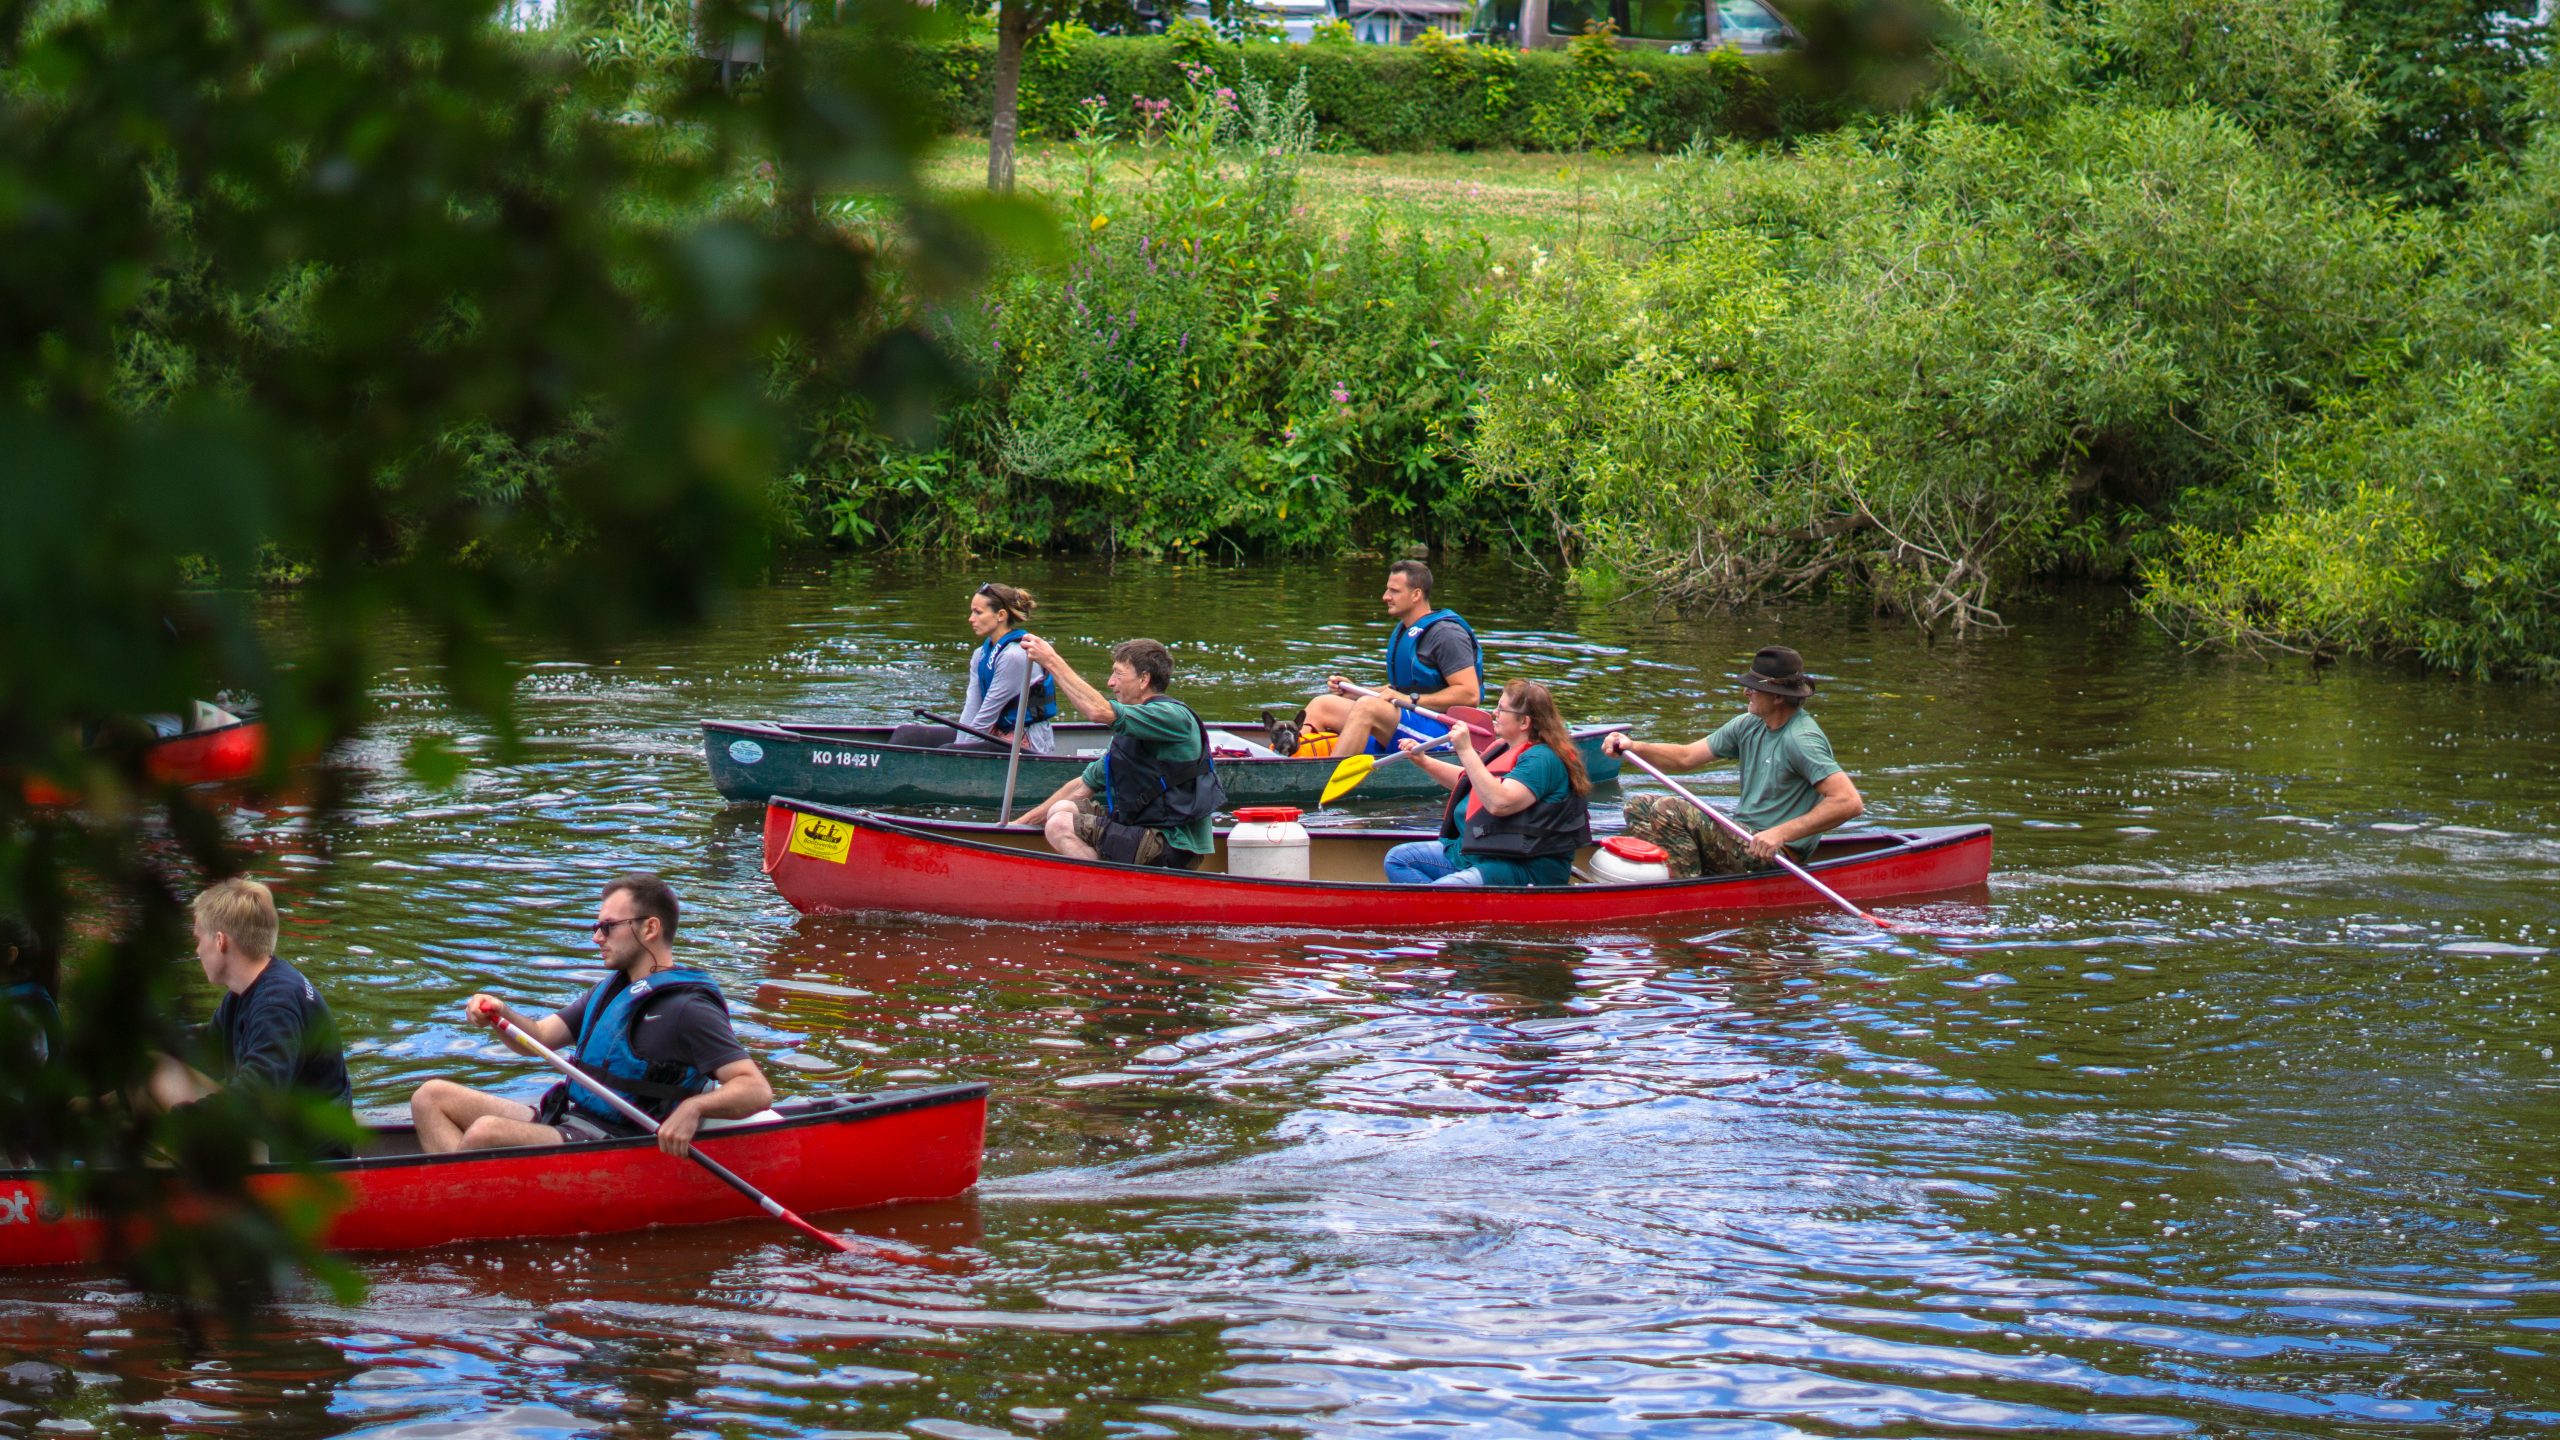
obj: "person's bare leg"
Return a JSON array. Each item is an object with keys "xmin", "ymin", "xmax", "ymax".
[
  {"xmin": 458, "ymin": 1113, "xmax": 568, "ymax": 1151},
  {"xmin": 1301, "ymin": 695, "xmax": 1355, "ymax": 735},
  {"xmin": 1330, "ymin": 696, "xmax": 1406, "ymax": 757},
  {"xmin": 411, "ymin": 1079, "xmax": 541, "ymax": 1155},
  {"xmin": 1046, "ymin": 802, "xmax": 1099, "ymax": 860},
  {"xmin": 143, "ymin": 1054, "xmax": 218, "ymax": 1111}
]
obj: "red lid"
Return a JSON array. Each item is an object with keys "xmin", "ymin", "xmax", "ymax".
[
  {"xmin": 1600, "ymin": 836, "xmax": 1668, "ymax": 863},
  {"xmin": 1233, "ymin": 806, "xmax": 1303, "ymax": 824}
]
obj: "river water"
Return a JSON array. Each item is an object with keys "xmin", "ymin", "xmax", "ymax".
[{"xmin": 5, "ymin": 558, "xmax": 2558, "ymax": 1439}]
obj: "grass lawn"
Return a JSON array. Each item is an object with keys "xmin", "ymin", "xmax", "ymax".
[{"xmin": 922, "ymin": 136, "xmax": 1668, "ymax": 251}]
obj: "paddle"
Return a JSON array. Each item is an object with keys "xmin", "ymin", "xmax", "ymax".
[
  {"xmin": 996, "ymin": 660, "xmax": 1040, "ymax": 826},
  {"xmin": 1320, "ymin": 722, "xmax": 1465, "ymax": 804},
  {"xmin": 1331, "ymin": 681, "xmax": 1496, "ymax": 743},
  {"xmin": 914, "ymin": 709, "xmax": 1010, "ymax": 749},
  {"xmin": 484, "ymin": 1009, "xmax": 854, "ymax": 1254},
  {"xmin": 1616, "ymin": 750, "xmax": 1898, "ymax": 932},
  {"xmin": 1318, "ymin": 683, "xmax": 1498, "ymax": 805}
]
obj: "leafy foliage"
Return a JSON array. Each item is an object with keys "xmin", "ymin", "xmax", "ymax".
[
  {"xmin": 809, "ymin": 65, "xmax": 1498, "ymax": 555},
  {"xmin": 2, "ymin": 0, "xmax": 960, "ymax": 1312}
]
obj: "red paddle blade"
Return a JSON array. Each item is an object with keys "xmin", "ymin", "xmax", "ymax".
[{"xmin": 1441, "ymin": 705, "xmax": 1498, "ymax": 741}]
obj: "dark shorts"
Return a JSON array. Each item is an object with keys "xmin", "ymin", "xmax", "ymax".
[
  {"xmin": 1070, "ymin": 812, "xmax": 1202, "ymax": 869},
  {"xmin": 554, "ymin": 1111, "xmax": 643, "ymax": 1143}
]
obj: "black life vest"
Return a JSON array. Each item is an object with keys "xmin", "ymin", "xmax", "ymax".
[
  {"xmin": 1438, "ymin": 741, "xmax": 1591, "ymax": 862},
  {"xmin": 1102, "ymin": 700, "xmax": 1227, "ymax": 829}
]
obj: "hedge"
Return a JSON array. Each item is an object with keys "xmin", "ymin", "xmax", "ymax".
[{"xmin": 807, "ymin": 28, "xmax": 1814, "ymax": 154}]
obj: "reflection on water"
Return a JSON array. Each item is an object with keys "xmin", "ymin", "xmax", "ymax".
[{"xmin": 4, "ymin": 558, "xmax": 2557, "ymax": 1438}]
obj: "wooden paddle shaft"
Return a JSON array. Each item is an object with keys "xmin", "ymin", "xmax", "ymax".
[
  {"xmin": 997, "ymin": 661, "xmax": 1038, "ymax": 826},
  {"xmin": 489, "ymin": 1013, "xmax": 854, "ymax": 1253},
  {"xmin": 1618, "ymin": 751, "xmax": 1886, "ymax": 929}
]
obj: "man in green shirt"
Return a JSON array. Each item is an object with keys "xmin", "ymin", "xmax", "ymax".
[
  {"xmin": 1016, "ymin": 635, "xmax": 1225, "ymax": 868},
  {"xmin": 1602, "ymin": 646, "xmax": 1866, "ymax": 876}
]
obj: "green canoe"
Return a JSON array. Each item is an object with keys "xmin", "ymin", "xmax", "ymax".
[{"xmin": 701, "ymin": 719, "xmax": 1627, "ymax": 810}]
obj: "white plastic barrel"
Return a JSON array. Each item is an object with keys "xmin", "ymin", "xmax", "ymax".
[
  {"xmin": 1589, "ymin": 835, "xmax": 1672, "ymax": 884},
  {"xmin": 1227, "ymin": 806, "xmax": 1311, "ymax": 881}
]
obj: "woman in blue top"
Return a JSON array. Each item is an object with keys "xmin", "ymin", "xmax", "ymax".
[
  {"xmin": 1383, "ymin": 680, "xmax": 1593, "ymax": 887},
  {"xmin": 890, "ymin": 582, "xmax": 1057, "ymax": 754}
]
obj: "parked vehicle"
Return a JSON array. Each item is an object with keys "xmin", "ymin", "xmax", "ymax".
[{"xmin": 1471, "ymin": 0, "xmax": 1795, "ymax": 51}]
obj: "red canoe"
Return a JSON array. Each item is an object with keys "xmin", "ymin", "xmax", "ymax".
[
  {"xmin": 21, "ymin": 718, "xmax": 269, "ymax": 806},
  {"xmin": 761, "ymin": 798, "xmax": 1993, "ymax": 931},
  {"xmin": 0, "ymin": 1085, "xmax": 986, "ymax": 1268}
]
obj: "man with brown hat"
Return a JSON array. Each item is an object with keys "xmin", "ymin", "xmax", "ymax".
[{"xmin": 1601, "ymin": 646, "xmax": 1865, "ymax": 876}]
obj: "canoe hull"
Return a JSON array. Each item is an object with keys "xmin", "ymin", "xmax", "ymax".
[
  {"xmin": 761, "ymin": 799, "xmax": 1992, "ymax": 931},
  {"xmin": 703, "ymin": 719, "xmax": 1626, "ymax": 809},
  {"xmin": 22, "ymin": 720, "xmax": 268, "ymax": 806},
  {"xmin": 0, "ymin": 1085, "xmax": 986, "ymax": 1268}
]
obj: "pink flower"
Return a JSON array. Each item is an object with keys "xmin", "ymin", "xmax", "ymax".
[{"xmin": 1330, "ymin": 383, "xmax": 1350, "ymax": 404}]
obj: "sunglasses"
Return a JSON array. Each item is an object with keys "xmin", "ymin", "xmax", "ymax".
[{"xmin": 592, "ymin": 917, "xmax": 645, "ymax": 937}]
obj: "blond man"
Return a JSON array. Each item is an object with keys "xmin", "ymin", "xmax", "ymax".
[{"xmin": 153, "ymin": 878, "xmax": 354, "ymax": 1157}]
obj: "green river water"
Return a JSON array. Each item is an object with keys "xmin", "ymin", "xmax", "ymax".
[{"xmin": 2, "ymin": 557, "xmax": 2557, "ymax": 1439}]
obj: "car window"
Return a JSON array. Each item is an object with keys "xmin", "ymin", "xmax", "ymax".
[
  {"xmin": 1546, "ymin": 0, "xmax": 1608, "ymax": 35},
  {"xmin": 1717, "ymin": 0, "xmax": 1786, "ymax": 42},
  {"xmin": 1625, "ymin": 0, "xmax": 1709, "ymax": 40}
]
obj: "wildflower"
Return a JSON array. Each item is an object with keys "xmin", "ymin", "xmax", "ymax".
[
  {"xmin": 1091, "ymin": 214, "xmax": 1110, "ymax": 231},
  {"xmin": 1330, "ymin": 383, "xmax": 1350, "ymax": 404}
]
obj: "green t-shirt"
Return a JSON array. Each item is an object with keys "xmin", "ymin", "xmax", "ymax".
[
  {"xmin": 1708, "ymin": 708, "xmax": 1843, "ymax": 858},
  {"xmin": 1078, "ymin": 696, "xmax": 1217, "ymax": 855},
  {"xmin": 1442, "ymin": 742, "xmax": 1575, "ymax": 887}
]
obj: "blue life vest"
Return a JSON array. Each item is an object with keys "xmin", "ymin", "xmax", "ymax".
[
  {"xmin": 1386, "ymin": 608, "xmax": 1480, "ymax": 696},
  {"xmin": 974, "ymin": 629, "xmax": 1057, "ymax": 733},
  {"xmin": 565, "ymin": 967, "xmax": 726, "ymax": 1125},
  {"xmin": 4, "ymin": 981, "xmax": 54, "ymax": 1066}
]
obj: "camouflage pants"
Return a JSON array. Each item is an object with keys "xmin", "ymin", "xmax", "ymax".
[{"xmin": 1620, "ymin": 794, "xmax": 1758, "ymax": 878}]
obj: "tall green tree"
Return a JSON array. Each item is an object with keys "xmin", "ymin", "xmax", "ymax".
[{"xmin": 1, "ymin": 0, "xmax": 965, "ymax": 1313}]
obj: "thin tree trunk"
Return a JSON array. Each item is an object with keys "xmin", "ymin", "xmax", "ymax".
[{"xmin": 987, "ymin": 0, "xmax": 1035, "ymax": 193}]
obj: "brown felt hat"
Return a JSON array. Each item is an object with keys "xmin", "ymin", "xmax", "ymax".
[{"xmin": 1737, "ymin": 646, "xmax": 1816, "ymax": 700}]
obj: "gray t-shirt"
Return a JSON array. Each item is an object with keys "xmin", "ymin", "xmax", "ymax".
[
  {"xmin": 1406, "ymin": 617, "xmax": 1480, "ymax": 695},
  {"xmin": 1708, "ymin": 709, "xmax": 1844, "ymax": 856},
  {"xmin": 960, "ymin": 638, "xmax": 1055, "ymax": 753}
]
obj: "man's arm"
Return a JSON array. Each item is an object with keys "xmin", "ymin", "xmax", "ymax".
[
  {"xmin": 654, "ymin": 1057, "xmax": 775, "ymax": 1158},
  {"xmin": 465, "ymin": 993, "xmax": 573, "ymax": 1051},
  {"xmin": 1014, "ymin": 775, "xmax": 1092, "ymax": 829},
  {"xmin": 1601, "ymin": 733, "xmax": 1721, "ymax": 772},
  {"xmin": 1017, "ymin": 636, "xmax": 1114, "ymax": 722},
  {"xmin": 1413, "ymin": 665, "xmax": 1480, "ymax": 713},
  {"xmin": 1749, "ymin": 772, "xmax": 1865, "ymax": 859}
]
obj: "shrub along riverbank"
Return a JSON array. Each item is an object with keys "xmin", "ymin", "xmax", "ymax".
[{"xmin": 128, "ymin": 0, "xmax": 2560, "ymax": 679}]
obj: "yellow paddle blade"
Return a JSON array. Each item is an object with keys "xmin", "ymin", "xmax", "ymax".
[{"xmin": 1319, "ymin": 753, "xmax": 1377, "ymax": 805}]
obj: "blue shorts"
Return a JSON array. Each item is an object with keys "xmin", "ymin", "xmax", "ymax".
[{"xmin": 1366, "ymin": 706, "xmax": 1451, "ymax": 755}]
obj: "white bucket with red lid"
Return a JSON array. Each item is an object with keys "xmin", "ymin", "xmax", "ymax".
[
  {"xmin": 1589, "ymin": 834, "xmax": 1672, "ymax": 884},
  {"xmin": 1227, "ymin": 806, "xmax": 1310, "ymax": 881}
]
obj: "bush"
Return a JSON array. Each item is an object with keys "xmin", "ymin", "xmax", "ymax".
[
  {"xmin": 1467, "ymin": 102, "xmax": 2427, "ymax": 633},
  {"xmin": 808, "ymin": 28, "xmax": 1794, "ymax": 154},
  {"xmin": 802, "ymin": 64, "xmax": 1500, "ymax": 554}
]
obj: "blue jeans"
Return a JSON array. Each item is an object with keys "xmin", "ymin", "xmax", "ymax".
[{"xmin": 1383, "ymin": 841, "xmax": 1486, "ymax": 887}]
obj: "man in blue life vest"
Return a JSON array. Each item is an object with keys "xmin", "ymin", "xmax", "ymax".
[
  {"xmin": 408, "ymin": 873, "xmax": 774, "ymax": 1157},
  {"xmin": 1012, "ymin": 635, "xmax": 1227, "ymax": 869},
  {"xmin": 1273, "ymin": 559, "xmax": 1483, "ymax": 759},
  {"xmin": 1602, "ymin": 646, "xmax": 1867, "ymax": 876}
]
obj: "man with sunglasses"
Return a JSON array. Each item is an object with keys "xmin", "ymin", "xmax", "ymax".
[
  {"xmin": 408, "ymin": 873, "xmax": 773, "ymax": 1156},
  {"xmin": 1601, "ymin": 646, "xmax": 1866, "ymax": 877}
]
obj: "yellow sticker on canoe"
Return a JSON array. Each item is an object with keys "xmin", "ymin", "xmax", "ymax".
[{"xmin": 787, "ymin": 812, "xmax": 853, "ymax": 865}]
